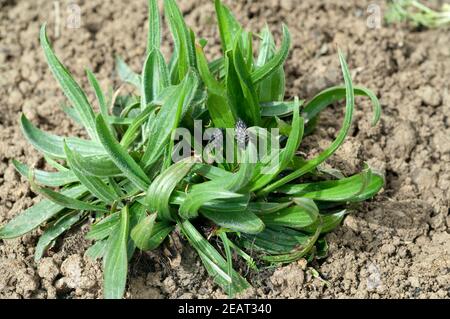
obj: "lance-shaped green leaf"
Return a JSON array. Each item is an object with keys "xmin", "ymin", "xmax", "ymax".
[
  {"xmin": 225, "ymin": 38, "xmax": 261, "ymax": 126},
  {"xmin": 43, "ymin": 155, "xmax": 69, "ymax": 172},
  {"xmin": 248, "ymin": 201, "xmax": 292, "ymax": 215},
  {"xmin": 259, "ymin": 198, "xmax": 319, "ymax": 229},
  {"xmin": 208, "ymin": 57, "xmax": 224, "ymax": 75},
  {"xmin": 178, "ymin": 179, "xmax": 245, "ymax": 219},
  {"xmin": 130, "ymin": 213, "xmax": 156, "ymax": 250},
  {"xmin": 116, "ymin": 56, "xmax": 141, "ymax": 90},
  {"xmin": 214, "ymin": 0, "xmax": 242, "ymax": 53},
  {"xmin": 40, "ymin": 24, "xmax": 97, "ymax": 140},
  {"xmin": 126, "ymin": 203, "xmax": 148, "ymax": 260},
  {"xmin": 201, "ymin": 209, "xmax": 264, "ymax": 234},
  {"xmin": 13, "ymin": 160, "xmax": 78, "ymax": 187},
  {"xmin": 86, "ymin": 69, "xmax": 108, "ymax": 120},
  {"xmin": 64, "ymin": 143, "xmax": 118, "ymax": 204},
  {"xmin": 86, "ymin": 212, "xmax": 120, "ymax": 241},
  {"xmin": 147, "ymin": 0, "xmax": 161, "ymax": 53},
  {"xmin": 240, "ymin": 225, "xmax": 321, "ymax": 263},
  {"xmin": 278, "ymin": 169, "xmax": 384, "ymax": 202},
  {"xmin": 219, "ymin": 232, "xmax": 234, "ymax": 296},
  {"xmin": 251, "ymin": 24, "xmax": 291, "ymax": 86},
  {"xmin": 225, "ymin": 237, "xmax": 258, "ymax": 271},
  {"xmin": 142, "ymin": 71, "xmax": 199, "ymax": 167},
  {"xmin": 178, "ymin": 219, "xmax": 249, "ymax": 295},
  {"xmin": 302, "ymin": 85, "xmax": 382, "ymax": 127},
  {"xmin": 67, "ymin": 155, "xmax": 122, "ymax": 177},
  {"xmin": 260, "ymin": 99, "xmax": 304, "ymax": 118},
  {"xmin": 302, "ymin": 210, "xmax": 347, "ymax": 234},
  {"xmin": 250, "ymin": 101, "xmax": 304, "ymax": 191},
  {"xmin": 196, "ymin": 44, "xmax": 235, "ymax": 128},
  {"xmin": 120, "ymin": 104, "xmax": 157, "ymax": 148},
  {"xmin": 193, "ymin": 163, "xmax": 234, "ymax": 180},
  {"xmin": 95, "ymin": 114, "xmax": 150, "ymax": 191},
  {"xmin": 275, "ymin": 116, "xmax": 293, "ymax": 136},
  {"xmin": 30, "ymin": 181, "xmax": 109, "ymax": 213},
  {"xmin": 164, "ymin": 0, "xmax": 197, "ymax": 82},
  {"xmin": 0, "ymin": 184, "xmax": 87, "ymax": 239},
  {"xmin": 130, "ymin": 211, "xmax": 174, "ymax": 252},
  {"xmin": 219, "ymin": 139, "xmax": 258, "ymax": 192},
  {"xmin": 141, "ymin": 49, "xmax": 169, "ymax": 109},
  {"xmin": 259, "ymin": 50, "xmax": 355, "ymax": 195},
  {"xmin": 201, "ymin": 195, "xmax": 250, "ymax": 213},
  {"xmin": 20, "ymin": 114, "xmax": 106, "ymax": 159},
  {"xmin": 85, "ymin": 240, "xmax": 108, "ymax": 260},
  {"xmin": 138, "ymin": 221, "xmax": 174, "ymax": 251},
  {"xmin": 256, "ymin": 25, "xmax": 286, "ymax": 102},
  {"xmin": 240, "ymin": 226, "xmax": 308, "ymax": 255},
  {"xmin": 104, "ymin": 205, "xmax": 129, "ymax": 299},
  {"xmin": 35, "ymin": 211, "xmax": 82, "ymax": 262},
  {"xmin": 145, "ymin": 158, "xmax": 196, "ymax": 221},
  {"xmin": 262, "ymin": 226, "xmax": 321, "ymax": 263},
  {"xmin": 234, "ymin": 39, "xmax": 261, "ymax": 125}
]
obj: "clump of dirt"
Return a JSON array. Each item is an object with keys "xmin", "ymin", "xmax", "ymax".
[{"xmin": 1, "ymin": 0, "xmax": 449, "ymax": 299}]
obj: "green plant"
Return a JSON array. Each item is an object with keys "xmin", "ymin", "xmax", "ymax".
[
  {"xmin": 386, "ymin": 0, "xmax": 450, "ymax": 27},
  {"xmin": 0, "ymin": 0, "xmax": 383, "ymax": 298}
]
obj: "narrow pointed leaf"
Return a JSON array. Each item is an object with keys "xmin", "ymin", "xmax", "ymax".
[
  {"xmin": 130, "ymin": 213, "xmax": 157, "ymax": 250},
  {"xmin": 85, "ymin": 240, "xmax": 108, "ymax": 260},
  {"xmin": 31, "ymin": 182, "xmax": 108, "ymax": 213},
  {"xmin": 256, "ymin": 25, "xmax": 286, "ymax": 102},
  {"xmin": 214, "ymin": 0, "xmax": 242, "ymax": 53},
  {"xmin": 248, "ymin": 201, "xmax": 292, "ymax": 215},
  {"xmin": 251, "ymin": 102, "xmax": 304, "ymax": 191},
  {"xmin": 40, "ymin": 24, "xmax": 97, "ymax": 140},
  {"xmin": 13, "ymin": 160, "xmax": 78, "ymax": 187},
  {"xmin": 120, "ymin": 104, "xmax": 156, "ymax": 148},
  {"xmin": 64, "ymin": 143, "xmax": 118, "ymax": 204},
  {"xmin": 259, "ymin": 199, "xmax": 318, "ymax": 229},
  {"xmin": 251, "ymin": 25, "xmax": 291, "ymax": 85},
  {"xmin": 104, "ymin": 205, "xmax": 129, "ymax": 299},
  {"xmin": 86, "ymin": 69, "xmax": 108, "ymax": 119},
  {"xmin": 260, "ymin": 50, "xmax": 355, "ymax": 195},
  {"xmin": 142, "ymin": 71, "xmax": 199, "ymax": 167},
  {"xmin": 67, "ymin": 155, "xmax": 122, "ymax": 177},
  {"xmin": 137, "ymin": 221, "xmax": 174, "ymax": 251},
  {"xmin": 21, "ymin": 114, "xmax": 106, "ymax": 159},
  {"xmin": 0, "ymin": 185, "xmax": 87, "ymax": 239},
  {"xmin": 147, "ymin": 0, "xmax": 161, "ymax": 52},
  {"xmin": 141, "ymin": 49, "xmax": 169, "ymax": 109},
  {"xmin": 179, "ymin": 183, "xmax": 244, "ymax": 219},
  {"xmin": 279, "ymin": 170, "xmax": 384, "ymax": 202},
  {"xmin": 34, "ymin": 211, "xmax": 82, "ymax": 262},
  {"xmin": 261, "ymin": 100, "xmax": 304, "ymax": 118},
  {"xmin": 178, "ymin": 219, "xmax": 249, "ymax": 295},
  {"xmin": 302, "ymin": 85, "xmax": 382, "ymax": 127},
  {"xmin": 196, "ymin": 44, "xmax": 235, "ymax": 128},
  {"xmin": 164, "ymin": 0, "xmax": 197, "ymax": 82},
  {"xmin": 219, "ymin": 232, "xmax": 234, "ymax": 296},
  {"xmin": 302, "ymin": 210, "xmax": 347, "ymax": 234},
  {"xmin": 95, "ymin": 114, "xmax": 150, "ymax": 191},
  {"xmin": 201, "ymin": 209, "xmax": 265, "ymax": 234},
  {"xmin": 145, "ymin": 158, "xmax": 196, "ymax": 221},
  {"xmin": 86, "ymin": 212, "xmax": 120, "ymax": 241}
]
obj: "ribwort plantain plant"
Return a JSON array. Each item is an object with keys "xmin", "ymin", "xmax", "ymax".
[{"xmin": 0, "ymin": 0, "xmax": 384, "ymax": 298}]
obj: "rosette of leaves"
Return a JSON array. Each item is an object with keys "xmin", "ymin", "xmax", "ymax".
[{"xmin": 0, "ymin": 0, "xmax": 383, "ymax": 298}]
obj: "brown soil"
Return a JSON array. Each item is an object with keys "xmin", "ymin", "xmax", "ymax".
[{"xmin": 0, "ymin": 0, "xmax": 449, "ymax": 299}]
